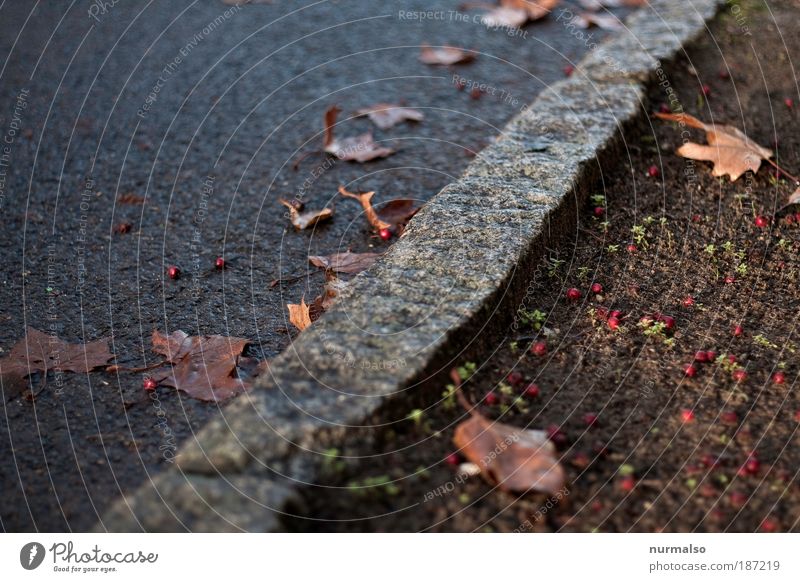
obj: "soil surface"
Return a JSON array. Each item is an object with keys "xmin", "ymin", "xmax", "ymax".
[
  {"xmin": 296, "ymin": 0, "xmax": 800, "ymax": 532},
  {"xmin": 0, "ymin": 1, "xmax": 625, "ymax": 531}
]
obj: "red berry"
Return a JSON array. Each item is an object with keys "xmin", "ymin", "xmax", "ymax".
[
  {"xmin": 732, "ymin": 368, "xmax": 747, "ymax": 382},
  {"xmin": 566, "ymin": 288, "xmax": 582, "ymax": 301},
  {"xmin": 531, "ymin": 341, "xmax": 547, "ymax": 357},
  {"xmin": 647, "ymin": 165, "xmax": 660, "ymax": 178},
  {"xmin": 593, "ymin": 206, "xmax": 605, "ymax": 217},
  {"xmin": 563, "ymin": 65, "xmax": 575, "ymax": 77},
  {"xmin": 607, "ymin": 316, "xmax": 621, "ymax": 331},
  {"xmin": 215, "ymin": 256, "xmax": 226, "ymax": 270},
  {"xmin": 725, "ymin": 275, "xmax": 736, "ymax": 284},
  {"xmin": 591, "ymin": 283, "xmax": 603, "ymax": 294},
  {"xmin": 761, "ymin": 517, "xmax": 779, "ymax": 533},
  {"xmin": 583, "ymin": 412, "xmax": 599, "ymax": 427},
  {"xmin": 143, "ymin": 377, "xmax": 158, "ymax": 391},
  {"xmin": 772, "ymin": 371, "xmax": 786, "ymax": 385},
  {"xmin": 727, "ymin": 354, "xmax": 737, "ymax": 364},
  {"xmin": 484, "ymin": 392, "xmax": 499, "ymax": 406},
  {"xmin": 706, "ymin": 351, "xmax": 717, "ymax": 361},
  {"xmin": 378, "ymin": 228, "xmax": 392, "ymax": 241},
  {"xmin": 619, "ymin": 476, "xmax": 636, "ymax": 492},
  {"xmin": 682, "ymin": 295, "xmax": 695, "ymax": 307},
  {"xmin": 506, "ymin": 371, "xmax": 523, "ymax": 385},
  {"xmin": 609, "ymin": 310, "xmax": 622, "ymax": 319},
  {"xmin": 546, "ymin": 424, "xmax": 568, "ymax": 447},
  {"xmin": 658, "ymin": 103, "xmax": 670, "ymax": 113},
  {"xmin": 794, "ymin": 410, "xmax": 800, "ymax": 422},
  {"xmin": 729, "ymin": 491, "xmax": 747, "ymax": 508},
  {"xmin": 692, "ymin": 214, "xmax": 702, "ymax": 223},
  {"xmin": 744, "ymin": 457, "xmax": 761, "ymax": 474},
  {"xmin": 786, "ymin": 215, "xmax": 795, "ymax": 225},
  {"xmin": 167, "ymin": 266, "xmax": 181, "ymax": 280},
  {"xmin": 469, "ymin": 87, "xmax": 482, "ymax": 100},
  {"xmin": 702, "ymin": 84, "xmax": 711, "ymax": 97},
  {"xmin": 627, "ymin": 243, "xmax": 638, "ymax": 253},
  {"xmin": 660, "ymin": 315, "xmax": 675, "ymax": 331},
  {"xmin": 701, "ymin": 454, "xmax": 719, "ymax": 468},
  {"xmin": 755, "ymin": 215, "xmax": 769, "ymax": 228},
  {"xmin": 721, "ymin": 410, "xmax": 738, "ymax": 425},
  {"xmin": 684, "ymin": 364, "xmax": 698, "ymax": 378},
  {"xmin": 694, "ymin": 351, "xmax": 709, "ymax": 363},
  {"xmin": 718, "ymin": 69, "xmax": 730, "ymax": 80},
  {"xmin": 680, "ymin": 409, "xmax": 695, "ymax": 423},
  {"xmin": 785, "ymin": 97, "xmax": 794, "ymax": 109},
  {"xmin": 524, "ymin": 383, "xmax": 540, "ymax": 398},
  {"xmin": 733, "ymin": 324, "xmax": 743, "ymax": 337},
  {"xmin": 445, "ymin": 453, "xmax": 460, "ymax": 467}
]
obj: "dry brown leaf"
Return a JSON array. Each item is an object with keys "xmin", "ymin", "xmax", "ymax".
[
  {"xmin": 481, "ymin": 7, "xmax": 529, "ymax": 28},
  {"xmin": 451, "ymin": 370, "xmax": 565, "ymax": 494},
  {"xmin": 500, "ymin": 0, "xmax": 560, "ymax": 20},
  {"xmin": 782, "ymin": 186, "xmax": 800, "ymax": 210},
  {"xmin": 287, "ymin": 298, "xmax": 313, "ymax": 331},
  {"xmin": 338, "ymin": 185, "xmax": 420, "ymax": 233},
  {"xmin": 655, "ymin": 112, "xmax": 774, "ymax": 182},
  {"xmin": 309, "ymin": 271, "xmax": 348, "ymax": 320},
  {"xmin": 117, "ymin": 193, "xmax": 145, "ymax": 205},
  {"xmin": 355, "ymin": 103, "xmax": 424, "ymax": 130},
  {"xmin": 0, "ymin": 328, "xmax": 115, "ymax": 399},
  {"xmin": 279, "ymin": 198, "xmax": 333, "ymax": 230},
  {"xmin": 571, "ymin": 11, "xmax": 623, "ymax": 29},
  {"xmin": 419, "ymin": 44, "xmax": 476, "ymax": 66},
  {"xmin": 149, "ymin": 330, "xmax": 251, "ymax": 402},
  {"xmin": 308, "ymin": 251, "xmax": 382, "ymax": 274},
  {"xmin": 323, "ymin": 105, "xmax": 395, "ymax": 162}
]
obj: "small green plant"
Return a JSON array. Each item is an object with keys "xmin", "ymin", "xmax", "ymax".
[
  {"xmin": 577, "ymin": 266, "xmax": 591, "ymax": 281},
  {"xmin": 321, "ymin": 448, "xmax": 347, "ymax": 474},
  {"xmin": 631, "ymin": 224, "xmax": 648, "ymax": 247},
  {"xmin": 518, "ymin": 308, "xmax": 546, "ymax": 330},
  {"xmin": 442, "ymin": 383, "xmax": 457, "ymax": 410},
  {"xmin": 347, "ymin": 475, "xmax": 401, "ymax": 497},
  {"xmin": 735, "ymin": 262, "xmax": 748, "ymax": 276},
  {"xmin": 547, "ymin": 257, "xmax": 566, "ymax": 278},
  {"xmin": 753, "ymin": 334, "xmax": 778, "ymax": 349},
  {"xmin": 607, "ymin": 244, "xmax": 619, "ymax": 253},
  {"xmin": 704, "ymin": 243, "xmax": 717, "ymax": 256},
  {"xmin": 591, "ymin": 194, "xmax": 606, "ymax": 206}
]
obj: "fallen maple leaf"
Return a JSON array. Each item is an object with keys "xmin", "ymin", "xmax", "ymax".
[
  {"xmin": 323, "ymin": 105, "xmax": 395, "ymax": 162},
  {"xmin": 287, "ymin": 299, "xmax": 313, "ymax": 331},
  {"xmin": 148, "ymin": 330, "xmax": 251, "ymax": 402},
  {"xmin": 451, "ymin": 370, "xmax": 565, "ymax": 495},
  {"xmin": 419, "ymin": 44, "xmax": 476, "ymax": 66},
  {"xmin": 279, "ymin": 198, "xmax": 333, "ymax": 230},
  {"xmin": 0, "ymin": 328, "xmax": 115, "ymax": 399},
  {"xmin": 338, "ymin": 185, "xmax": 420, "ymax": 233},
  {"xmin": 355, "ymin": 103, "xmax": 424, "ymax": 130},
  {"xmin": 309, "ymin": 251, "xmax": 382, "ymax": 274},
  {"xmin": 655, "ymin": 112, "xmax": 775, "ymax": 181},
  {"xmin": 571, "ymin": 11, "xmax": 622, "ymax": 29}
]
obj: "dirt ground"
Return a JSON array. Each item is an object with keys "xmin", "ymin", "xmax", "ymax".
[{"xmin": 296, "ymin": 0, "xmax": 800, "ymax": 532}]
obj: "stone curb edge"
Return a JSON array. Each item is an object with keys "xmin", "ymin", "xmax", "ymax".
[{"xmin": 99, "ymin": 0, "xmax": 723, "ymax": 532}]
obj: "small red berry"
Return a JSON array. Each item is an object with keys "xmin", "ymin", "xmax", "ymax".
[
  {"xmin": 564, "ymin": 65, "xmax": 575, "ymax": 77},
  {"xmin": 167, "ymin": 265, "xmax": 181, "ymax": 280},
  {"xmin": 692, "ymin": 214, "xmax": 702, "ymax": 223},
  {"xmin": 591, "ymin": 283, "xmax": 603, "ymax": 294},
  {"xmin": 772, "ymin": 371, "xmax": 786, "ymax": 385},
  {"xmin": 701, "ymin": 454, "xmax": 719, "ymax": 469},
  {"xmin": 593, "ymin": 206, "xmax": 605, "ymax": 217},
  {"xmin": 445, "ymin": 453, "xmax": 460, "ymax": 467},
  {"xmin": 718, "ymin": 69, "xmax": 730, "ymax": 80},
  {"xmin": 785, "ymin": 97, "xmax": 794, "ymax": 109},
  {"xmin": 658, "ymin": 103, "xmax": 671, "ymax": 113},
  {"xmin": 721, "ymin": 410, "xmax": 739, "ymax": 425},
  {"xmin": 727, "ymin": 354, "xmax": 737, "ymax": 364},
  {"xmin": 701, "ymin": 84, "xmax": 711, "ymax": 97},
  {"xmin": 647, "ymin": 165, "xmax": 660, "ymax": 178},
  {"xmin": 609, "ymin": 310, "xmax": 622, "ymax": 319},
  {"xmin": 627, "ymin": 243, "xmax": 638, "ymax": 253},
  {"xmin": 660, "ymin": 315, "xmax": 675, "ymax": 331},
  {"xmin": 524, "ymin": 383, "xmax": 540, "ymax": 398},
  {"xmin": 725, "ymin": 276, "xmax": 736, "ymax": 284},
  {"xmin": 706, "ymin": 351, "xmax": 717, "ymax": 361},
  {"xmin": 732, "ymin": 368, "xmax": 747, "ymax": 382},
  {"xmin": 378, "ymin": 228, "xmax": 392, "ymax": 241},
  {"xmin": 506, "ymin": 371, "xmax": 524, "ymax": 385},
  {"xmin": 619, "ymin": 476, "xmax": 636, "ymax": 492},
  {"xmin": 684, "ymin": 364, "xmax": 697, "ymax": 378},
  {"xmin": 694, "ymin": 351, "xmax": 709, "ymax": 363},
  {"xmin": 566, "ymin": 288, "xmax": 582, "ymax": 301},
  {"xmin": 469, "ymin": 87, "xmax": 482, "ymax": 100},
  {"xmin": 733, "ymin": 324, "xmax": 744, "ymax": 337},
  {"xmin": 744, "ymin": 457, "xmax": 761, "ymax": 474},
  {"xmin": 682, "ymin": 296, "xmax": 695, "ymax": 307},
  {"xmin": 546, "ymin": 424, "xmax": 568, "ymax": 446},
  {"xmin": 215, "ymin": 256, "xmax": 226, "ymax": 270},
  {"xmin": 785, "ymin": 214, "xmax": 795, "ymax": 225},
  {"xmin": 583, "ymin": 412, "xmax": 599, "ymax": 427},
  {"xmin": 484, "ymin": 392, "xmax": 499, "ymax": 406},
  {"xmin": 755, "ymin": 215, "xmax": 769, "ymax": 228},
  {"xmin": 761, "ymin": 517, "xmax": 779, "ymax": 533},
  {"xmin": 143, "ymin": 377, "xmax": 158, "ymax": 391},
  {"xmin": 531, "ymin": 341, "xmax": 547, "ymax": 357},
  {"xmin": 680, "ymin": 409, "xmax": 695, "ymax": 423},
  {"xmin": 794, "ymin": 410, "xmax": 800, "ymax": 422},
  {"xmin": 607, "ymin": 316, "xmax": 621, "ymax": 331},
  {"xmin": 729, "ymin": 491, "xmax": 747, "ymax": 508}
]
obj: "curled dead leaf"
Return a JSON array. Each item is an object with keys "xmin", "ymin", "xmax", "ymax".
[
  {"xmin": 355, "ymin": 103, "xmax": 424, "ymax": 130},
  {"xmin": 338, "ymin": 185, "xmax": 420, "ymax": 233},
  {"xmin": 323, "ymin": 105, "xmax": 395, "ymax": 162},
  {"xmin": 287, "ymin": 298, "xmax": 313, "ymax": 331},
  {"xmin": 655, "ymin": 112, "xmax": 774, "ymax": 182},
  {"xmin": 309, "ymin": 251, "xmax": 382, "ymax": 274},
  {"xmin": 450, "ymin": 369, "xmax": 565, "ymax": 495},
  {"xmin": 419, "ymin": 44, "xmax": 476, "ymax": 66},
  {"xmin": 279, "ymin": 198, "xmax": 333, "ymax": 230}
]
